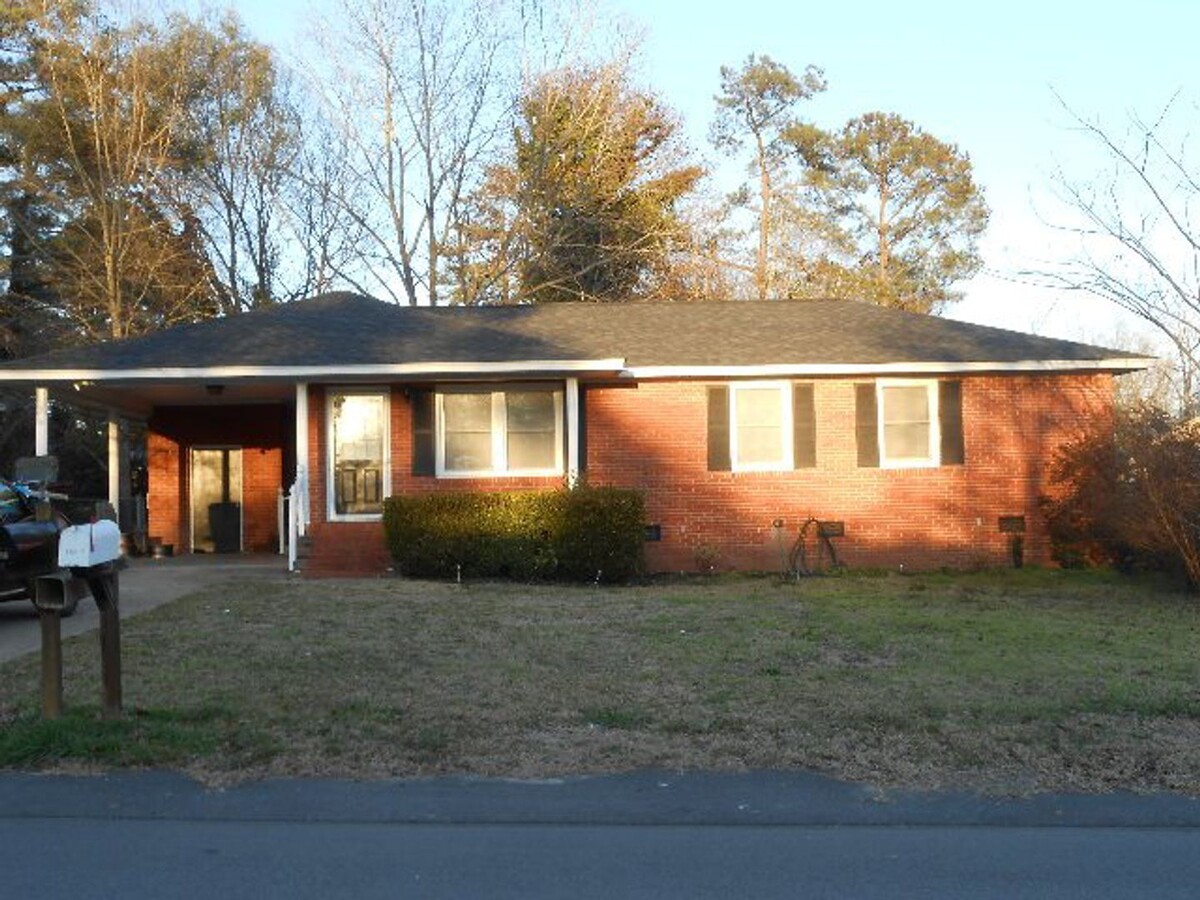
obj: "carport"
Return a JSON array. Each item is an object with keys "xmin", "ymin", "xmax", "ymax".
[{"xmin": 3, "ymin": 375, "xmax": 310, "ymax": 565}]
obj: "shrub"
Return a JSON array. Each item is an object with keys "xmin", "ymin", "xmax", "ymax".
[
  {"xmin": 382, "ymin": 485, "xmax": 645, "ymax": 583},
  {"xmin": 1044, "ymin": 405, "xmax": 1200, "ymax": 589}
]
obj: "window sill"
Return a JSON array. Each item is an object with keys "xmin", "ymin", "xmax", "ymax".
[
  {"xmin": 435, "ymin": 469, "xmax": 564, "ymax": 479},
  {"xmin": 880, "ymin": 458, "xmax": 940, "ymax": 470},
  {"xmin": 327, "ymin": 512, "xmax": 384, "ymax": 523}
]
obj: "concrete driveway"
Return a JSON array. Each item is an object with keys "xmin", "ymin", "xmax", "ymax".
[{"xmin": 0, "ymin": 554, "xmax": 286, "ymax": 663}]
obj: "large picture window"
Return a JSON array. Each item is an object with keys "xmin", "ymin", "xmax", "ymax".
[
  {"xmin": 437, "ymin": 388, "xmax": 563, "ymax": 476},
  {"xmin": 329, "ymin": 390, "xmax": 390, "ymax": 517},
  {"xmin": 877, "ymin": 380, "xmax": 939, "ymax": 468}
]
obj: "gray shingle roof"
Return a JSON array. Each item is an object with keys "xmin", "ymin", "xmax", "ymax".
[{"xmin": 0, "ymin": 292, "xmax": 1146, "ymax": 377}]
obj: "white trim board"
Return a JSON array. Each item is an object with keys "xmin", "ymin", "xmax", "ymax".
[
  {"xmin": 0, "ymin": 355, "xmax": 1151, "ymax": 386},
  {"xmin": 620, "ymin": 358, "xmax": 1154, "ymax": 379},
  {"xmin": 0, "ymin": 359, "xmax": 628, "ymax": 383}
]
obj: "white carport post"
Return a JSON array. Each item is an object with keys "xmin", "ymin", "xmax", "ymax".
[
  {"xmin": 34, "ymin": 387, "xmax": 49, "ymax": 456},
  {"xmin": 566, "ymin": 377, "xmax": 580, "ymax": 486},
  {"xmin": 294, "ymin": 381, "xmax": 308, "ymax": 537},
  {"xmin": 107, "ymin": 412, "xmax": 121, "ymax": 526}
]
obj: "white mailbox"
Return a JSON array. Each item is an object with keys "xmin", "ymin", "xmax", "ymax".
[{"xmin": 58, "ymin": 520, "xmax": 122, "ymax": 568}]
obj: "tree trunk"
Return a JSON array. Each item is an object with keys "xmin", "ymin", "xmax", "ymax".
[{"xmin": 756, "ymin": 132, "xmax": 770, "ymax": 301}]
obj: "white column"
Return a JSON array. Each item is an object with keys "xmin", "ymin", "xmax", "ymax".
[
  {"xmin": 108, "ymin": 413, "xmax": 121, "ymax": 526},
  {"xmin": 565, "ymin": 377, "xmax": 580, "ymax": 486},
  {"xmin": 34, "ymin": 387, "xmax": 49, "ymax": 456},
  {"xmin": 295, "ymin": 382, "xmax": 309, "ymax": 477},
  {"xmin": 294, "ymin": 382, "xmax": 309, "ymax": 535}
]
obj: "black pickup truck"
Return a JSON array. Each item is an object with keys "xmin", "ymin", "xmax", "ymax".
[{"xmin": 0, "ymin": 479, "xmax": 74, "ymax": 615}]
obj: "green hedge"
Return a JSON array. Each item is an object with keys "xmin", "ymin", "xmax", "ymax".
[{"xmin": 382, "ymin": 486, "xmax": 645, "ymax": 583}]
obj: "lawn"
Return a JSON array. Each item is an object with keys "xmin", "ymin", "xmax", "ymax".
[{"xmin": 1, "ymin": 568, "xmax": 1199, "ymax": 794}]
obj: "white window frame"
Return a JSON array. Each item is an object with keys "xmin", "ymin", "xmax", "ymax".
[
  {"xmin": 729, "ymin": 381, "xmax": 793, "ymax": 473},
  {"xmin": 876, "ymin": 378, "xmax": 940, "ymax": 469},
  {"xmin": 436, "ymin": 387, "xmax": 564, "ymax": 478},
  {"xmin": 326, "ymin": 387, "xmax": 391, "ymax": 522}
]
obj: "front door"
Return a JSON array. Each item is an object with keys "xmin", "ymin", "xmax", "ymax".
[{"xmin": 190, "ymin": 447, "xmax": 243, "ymax": 553}]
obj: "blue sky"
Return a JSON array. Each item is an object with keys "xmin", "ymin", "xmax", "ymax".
[{"xmin": 229, "ymin": 0, "xmax": 1195, "ymax": 346}]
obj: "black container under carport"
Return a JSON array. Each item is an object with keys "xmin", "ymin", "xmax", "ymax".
[{"xmin": 208, "ymin": 502, "xmax": 241, "ymax": 553}]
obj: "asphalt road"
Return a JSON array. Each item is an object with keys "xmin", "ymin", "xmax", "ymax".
[
  {"xmin": 3, "ymin": 770, "xmax": 1200, "ymax": 899},
  {"xmin": 0, "ymin": 554, "xmax": 284, "ymax": 663}
]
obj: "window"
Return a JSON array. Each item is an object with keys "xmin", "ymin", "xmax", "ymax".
[
  {"xmin": 506, "ymin": 391, "xmax": 559, "ymax": 470},
  {"xmin": 437, "ymin": 388, "xmax": 563, "ymax": 476},
  {"xmin": 877, "ymin": 380, "xmax": 939, "ymax": 468},
  {"xmin": 442, "ymin": 393, "xmax": 492, "ymax": 472},
  {"xmin": 328, "ymin": 390, "xmax": 389, "ymax": 518},
  {"xmin": 707, "ymin": 382, "xmax": 814, "ymax": 472},
  {"xmin": 730, "ymin": 382, "xmax": 793, "ymax": 471}
]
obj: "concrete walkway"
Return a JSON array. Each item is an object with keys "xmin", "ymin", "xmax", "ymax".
[{"xmin": 0, "ymin": 554, "xmax": 286, "ymax": 663}]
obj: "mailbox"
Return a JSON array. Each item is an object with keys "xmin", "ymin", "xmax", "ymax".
[
  {"xmin": 58, "ymin": 520, "xmax": 122, "ymax": 569},
  {"xmin": 34, "ymin": 520, "xmax": 124, "ymax": 721}
]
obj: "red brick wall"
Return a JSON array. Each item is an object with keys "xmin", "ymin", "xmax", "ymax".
[
  {"xmin": 585, "ymin": 375, "xmax": 1113, "ymax": 572},
  {"xmin": 302, "ymin": 374, "xmax": 1114, "ymax": 575},
  {"xmin": 303, "ymin": 386, "xmax": 559, "ymax": 575},
  {"xmin": 147, "ymin": 405, "xmax": 287, "ymax": 553}
]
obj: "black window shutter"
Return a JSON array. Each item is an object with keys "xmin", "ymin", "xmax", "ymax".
[
  {"xmin": 792, "ymin": 382, "xmax": 816, "ymax": 468},
  {"xmin": 411, "ymin": 389, "xmax": 435, "ymax": 476},
  {"xmin": 707, "ymin": 386, "xmax": 731, "ymax": 471},
  {"xmin": 939, "ymin": 380, "xmax": 965, "ymax": 466},
  {"xmin": 855, "ymin": 383, "xmax": 879, "ymax": 468}
]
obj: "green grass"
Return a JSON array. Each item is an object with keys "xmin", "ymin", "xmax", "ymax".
[
  {"xmin": 0, "ymin": 705, "xmax": 245, "ymax": 767},
  {"xmin": 1, "ymin": 566, "xmax": 1198, "ymax": 793}
]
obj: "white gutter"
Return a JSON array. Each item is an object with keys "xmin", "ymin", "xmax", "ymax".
[
  {"xmin": 0, "ymin": 355, "xmax": 1152, "ymax": 386},
  {"xmin": 0, "ymin": 359, "xmax": 628, "ymax": 383},
  {"xmin": 620, "ymin": 358, "xmax": 1156, "ymax": 379}
]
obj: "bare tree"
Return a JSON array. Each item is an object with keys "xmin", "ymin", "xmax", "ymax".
[
  {"xmin": 172, "ymin": 11, "xmax": 303, "ymax": 311},
  {"xmin": 280, "ymin": 108, "xmax": 372, "ymax": 300},
  {"xmin": 1044, "ymin": 94, "xmax": 1200, "ymax": 409},
  {"xmin": 312, "ymin": 0, "xmax": 519, "ymax": 306}
]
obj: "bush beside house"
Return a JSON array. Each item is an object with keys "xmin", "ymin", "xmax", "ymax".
[
  {"xmin": 383, "ymin": 485, "xmax": 645, "ymax": 583},
  {"xmin": 1044, "ymin": 405, "xmax": 1200, "ymax": 589}
]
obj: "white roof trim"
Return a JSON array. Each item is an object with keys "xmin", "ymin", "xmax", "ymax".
[
  {"xmin": 0, "ymin": 355, "xmax": 1153, "ymax": 385},
  {"xmin": 620, "ymin": 358, "xmax": 1155, "ymax": 379},
  {"xmin": 0, "ymin": 359, "xmax": 628, "ymax": 383}
]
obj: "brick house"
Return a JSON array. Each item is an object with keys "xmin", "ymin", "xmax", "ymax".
[{"xmin": 0, "ymin": 293, "xmax": 1148, "ymax": 575}]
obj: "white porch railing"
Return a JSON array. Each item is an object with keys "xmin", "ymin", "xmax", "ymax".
[{"xmin": 281, "ymin": 466, "xmax": 310, "ymax": 572}]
